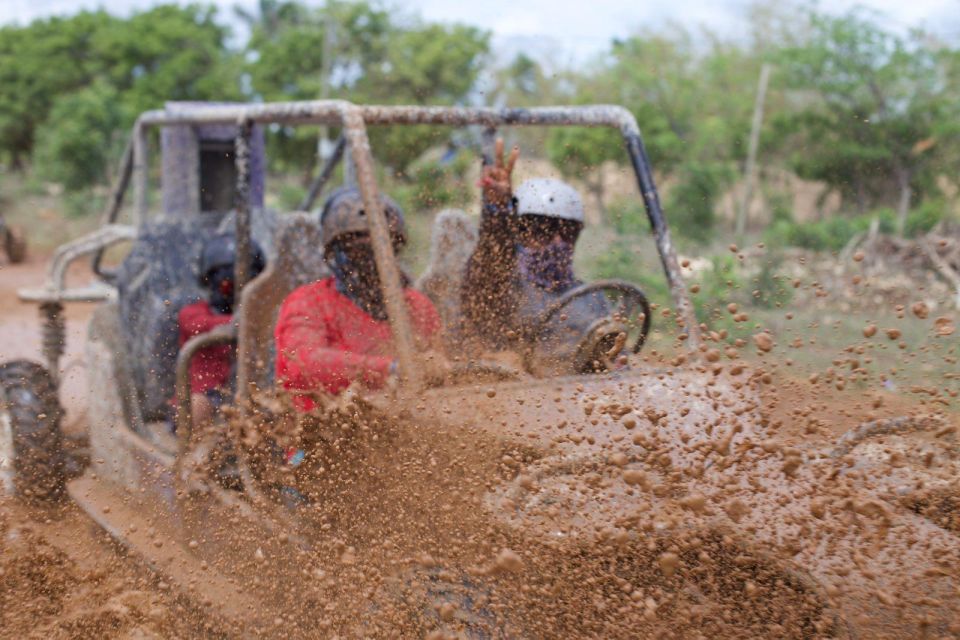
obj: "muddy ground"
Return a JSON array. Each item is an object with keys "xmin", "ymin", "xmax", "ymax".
[
  {"xmin": 1, "ymin": 252, "xmax": 958, "ymax": 638},
  {"xmin": 0, "ymin": 258, "xmax": 207, "ymax": 638}
]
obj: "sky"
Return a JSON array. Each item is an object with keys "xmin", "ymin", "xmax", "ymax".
[{"xmin": 1, "ymin": 0, "xmax": 957, "ymax": 64}]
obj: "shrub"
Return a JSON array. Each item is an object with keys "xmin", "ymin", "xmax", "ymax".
[
  {"xmin": 666, "ymin": 162, "xmax": 734, "ymax": 244},
  {"xmin": 34, "ymin": 81, "xmax": 128, "ymax": 193},
  {"xmin": 765, "ymin": 209, "xmax": 897, "ymax": 251},
  {"xmin": 405, "ymin": 151, "xmax": 472, "ymax": 212},
  {"xmin": 608, "ymin": 198, "xmax": 648, "ymax": 236},
  {"xmin": 750, "ymin": 252, "xmax": 794, "ymax": 309},
  {"xmin": 590, "ymin": 238, "xmax": 670, "ymax": 305},
  {"xmin": 276, "ymin": 183, "xmax": 307, "ymax": 211},
  {"xmin": 904, "ymin": 200, "xmax": 944, "ymax": 237}
]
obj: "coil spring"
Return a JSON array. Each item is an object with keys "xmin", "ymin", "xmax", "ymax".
[{"xmin": 39, "ymin": 302, "xmax": 65, "ymax": 383}]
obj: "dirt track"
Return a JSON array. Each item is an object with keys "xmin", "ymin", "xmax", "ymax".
[
  {"xmin": 0, "ymin": 258, "xmax": 93, "ymax": 435},
  {"xmin": 0, "ymin": 257, "xmax": 203, "ymax": 638},
  {"xmin": 1, "ymin": 253, "xmax": 959, "ymax": 638}
]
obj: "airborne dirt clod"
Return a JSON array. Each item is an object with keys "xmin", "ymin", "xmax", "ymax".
[{"xmin": 3, "ymin": 246, "xmax": 960, "ymax": 639}]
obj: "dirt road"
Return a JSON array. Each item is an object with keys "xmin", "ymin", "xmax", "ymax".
[
  {"xmin": 1, "ymin": 253, "xmax": 957, "ymax": 639},
  {"xmin": 0, "ymin": 257, "xmax": 206, "ymax": 639},
  {"xmin": 0, "ymin": 258, "xmax": 92, "ymax": 435}
]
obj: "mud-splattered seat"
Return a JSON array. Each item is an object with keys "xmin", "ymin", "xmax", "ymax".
[
  {"xmin": 414, "ymin": 209, "xmax": 477, "ymax": 345},
  {"xmin": 115, "ymin": 211, "xmax": 276, "ymax": 421},
  {"xmin": 237, "ymin": 213, "xmax": 329, "ymax": 395}
]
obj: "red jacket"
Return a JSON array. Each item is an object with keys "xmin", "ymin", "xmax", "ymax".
[
  {"xmin": 178, "ymin": 300, "xmax": 234, "ymax": 394},
  {"xmin": 275, "ymin": 277, "xmax": 440, "ymax": 406}
]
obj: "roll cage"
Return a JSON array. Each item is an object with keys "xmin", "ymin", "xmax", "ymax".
[{"xmin": 19, "ymin": 100, "xmax": 699, "ymax": 412}]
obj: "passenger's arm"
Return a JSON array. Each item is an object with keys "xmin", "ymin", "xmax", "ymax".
[
  {"xmin": 461, "ymin": 140, "xmax": 520, "ymax": 344},
  {"xmin": 178, "ymin": 302, "xmax": 232, "ymax": 338},
  {"xmin": 275, "ymin": 292, "xmax": 392, "ymax": 395}
]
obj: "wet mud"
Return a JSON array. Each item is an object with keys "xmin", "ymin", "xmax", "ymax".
[{"xmin": 2, "ymin": 253, "xmax": 960, "ymax": 638}]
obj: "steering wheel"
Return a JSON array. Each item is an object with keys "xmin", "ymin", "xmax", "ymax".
[{"xmin": 524, "ymin": 279, "xmax": 651, "ymax": 373}]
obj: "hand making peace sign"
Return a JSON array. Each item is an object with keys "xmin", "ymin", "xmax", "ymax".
[{"xmin": 479, "ymin": 138, "xmax": 519, "ymax": 207}]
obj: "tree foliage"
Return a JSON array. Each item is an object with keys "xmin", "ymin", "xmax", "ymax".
[
  {"xmin": 774, "ymin": 9, "xmax": 959, "ymax": 223},
  {"xmin": 0, "ymin": 5, "xmax": 238, "ymax": 187},
  {"xmin": 34, "ymin": 81, "xmax": 127, "ymax": 190},
  {"xmin": 245, "ymin": 1, "xmax": 489, "ymax": 175},
  {"xmin": 0, "ymin": 0, "xmax": 957, "ymax": 238}
]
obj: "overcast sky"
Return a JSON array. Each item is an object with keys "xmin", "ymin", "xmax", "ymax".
[{"xmin": 2, "ymin": 0, "xmax": 958, "ymax": 63}]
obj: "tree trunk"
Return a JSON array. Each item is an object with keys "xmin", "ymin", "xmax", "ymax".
[
  {"xmin": 592, "ymin": 165, "xmax": 606, "ymax": 223},
  {"xmin": 737, "ymin": 63, "xmax": 771, "ymax": 239},
  {"xmin": 895, "ymin": 165, "xmax": 912, "ymax": 237},
  {"xmin": 10, "ymin": 149, "xmax": 24, "ymax": 172},
  {"xmin": 854, "ymin": 175, "xmax": 867, "ymax": 215}
]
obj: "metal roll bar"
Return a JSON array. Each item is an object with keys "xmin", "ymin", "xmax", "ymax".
[
  {"xmin": 132, "ymin": 101, "xmax": 699, "ymax": 358},
  {"xmin": 174, "ymin": 323, "xmax": 238, "ymax": 451}
]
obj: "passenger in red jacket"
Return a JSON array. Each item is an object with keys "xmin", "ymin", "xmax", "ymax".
[
  {"xmin": 275, "ymin": 187, "xmax": 441, "ymax": 408},
  {"xmin": 178, "ymin": 233, "xmax": 265, "ymax": 429}
]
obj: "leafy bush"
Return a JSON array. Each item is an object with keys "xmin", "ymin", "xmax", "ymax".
[
  {"xmin": 666, "ymin": 162, "xmax": 734, "ymax": 244},
  {"xmin": 750, "ymin": 253, "xmax": 794, "ymax": 309},
  {"xmin": 34, "ymin": 81, "xmax": 127, "ymax": 193},
  {"xmin": 276, "ymin": 183, "xmax": 307, "ymax": 211},
  {"xmin": 590, "ymin": 238, "xmax": 670, "ymax": 305},
  {"xmin": 765, "ymin": 209, "xmax": 896, "ymax": 251},
  {"xmin": 905, "ymin": 200, "xmax": 944, "ymax": 237},
  {"xmin": 608, "ymin": 198, "xmax": 648, "ymax": 236},
  {"xmin": 402, "ymin": 152, "xmax": 472, "ymax": 212},
  {"xmin": 63, "ymin": 188, "xmax": 104, "ymax": 218}
]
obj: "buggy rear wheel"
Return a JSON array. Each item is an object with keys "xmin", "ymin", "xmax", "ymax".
[{"xmin": 0, "ymin": 360, "xmax": 65, "ymax": 500}]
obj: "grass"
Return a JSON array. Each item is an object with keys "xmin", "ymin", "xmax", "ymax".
[{"xmin": 0, "ymin": 172, "xmax": 102, "ymax": 255}]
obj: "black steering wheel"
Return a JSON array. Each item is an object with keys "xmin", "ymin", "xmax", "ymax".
[{"xmin": 524, "ymin": 279, "xmax": 652, "ymax": 373}]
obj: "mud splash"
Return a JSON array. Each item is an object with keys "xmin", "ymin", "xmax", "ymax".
[{"xmin": 0, "ymin": 502, "xmax": 204, "ymax": 639}]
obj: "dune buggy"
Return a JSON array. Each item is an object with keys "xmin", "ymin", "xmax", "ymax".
[{"xmin": 1, "ymin": 100, "xmax": 958, "ymax": 637}]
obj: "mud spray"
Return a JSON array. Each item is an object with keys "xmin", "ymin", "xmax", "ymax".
[{"xmin": 2, "ymin": 246, "xmax": 959, "ymax": 639}]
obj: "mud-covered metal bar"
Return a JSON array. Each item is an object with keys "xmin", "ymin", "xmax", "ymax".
[
  {"xmin": 234, "ymin": 118, "xmax": 254, "ymax": 298},
  {"xmin": 91, "ymin": 139, "xmax": 134, "ymax": 279},
  {"xmin": 132, "ymin": 123, "xmax": 149, "ymax": 225},
  {"xmin": 341, "ymin": 106, "xmax": 421, "ymax": 389},
  {"xmin": 175, "ymin": 324, "xmax": 238, "ymax": 453},
  {"xmin": 621, "ymin": 129, "xmax": 700, "ymax": 349}
]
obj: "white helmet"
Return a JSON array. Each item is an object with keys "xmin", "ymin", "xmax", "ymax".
[{"xmin": 513, "ymin": 178, "xmax": 585, "ymax": 223}]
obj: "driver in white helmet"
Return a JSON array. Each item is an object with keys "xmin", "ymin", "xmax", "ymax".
[{"xmin": 461, "ymin": 140, "xmax": 610, "ymax": 374}]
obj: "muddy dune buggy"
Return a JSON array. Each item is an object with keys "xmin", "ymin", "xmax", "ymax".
[{"xmin": 2, "ymin": 100, "xmax": 959, "ymax": 637}]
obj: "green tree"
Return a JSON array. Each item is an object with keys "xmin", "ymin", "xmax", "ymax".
[
  {"xmin": 775, "ymin": 9, "xmax": 957, "ymax": 232},
  {"xmin": 576, "ymin": 27, "xmax": 765, "ymax": 240},
  {"xmin": 0, "ymin": 11, "xmax": 115, "ymax": 169},
  {"xmin": 90, "ymin": 4, "xmax": 241, "ymax": 114},
  {"xmin": 546, "ymin": 126, "xmax": 624, "ymax": 221},
  {"xmin": 355, "ymin": 23, "xmax": 489, "ymax": 175},
  {"xmin": 34, "ymin": 81, "xmax": 128, "ymax": 190},
  {"xmin": 0, "ymin": 5, "xmax": 238, "ymax": 189},
  {"xmin": 246, "ymin": 1, "xmax": 488, "ymax": 175}
]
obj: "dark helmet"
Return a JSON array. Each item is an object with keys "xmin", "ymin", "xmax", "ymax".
[
  {"xmin": 319, "ymin": 186, "xmax": 406, "ymax": 254},
  {"xmin": 198, "ymin": 232, "xmax": 267, "ymax": 287}
]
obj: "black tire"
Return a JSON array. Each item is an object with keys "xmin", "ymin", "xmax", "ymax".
[
  {"xmin": 4, "ymin": 225, "xmax": 27, "ymax": 264},
  {"xmin": 0, "ymin": 360, "xmax": 65, "ymax": 501},
  {"xmin": 409, "ymin": 569, "xmax": 509, "ymax": 639}
]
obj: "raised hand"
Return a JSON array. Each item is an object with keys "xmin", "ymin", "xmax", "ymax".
[{"xmin": 479, "ymin": 138, "xmax": 519, "ymax": 207}]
